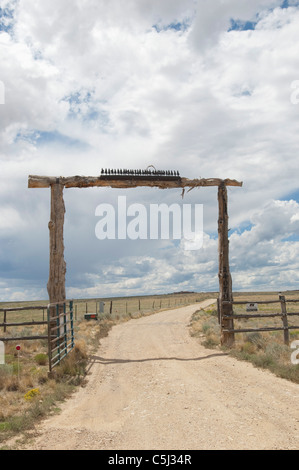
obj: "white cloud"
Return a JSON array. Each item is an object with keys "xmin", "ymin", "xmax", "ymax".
[
  {"xmin": 0, "ymin": 206, "xmax": 25, "ymax": 231},
  {"xmin": 1, "ymin": 1, "xmax": 299, "ymax": 300},
  {"xmin": 188, "ymin": 0, "xmax": 293, "ymax": 52},
  {"xmin": 76, "ymin": 198, "xmax": 299, "ymax": 297}
]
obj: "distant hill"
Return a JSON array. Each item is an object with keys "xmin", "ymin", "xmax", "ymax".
[{"xmin": 168, "ymin": 291, "xmax": 196, "ymax": 295}]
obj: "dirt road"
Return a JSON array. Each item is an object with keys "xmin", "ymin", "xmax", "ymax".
[{"xmin": 26, "ymin": 299, "xmax": 298, "ymax": 450}]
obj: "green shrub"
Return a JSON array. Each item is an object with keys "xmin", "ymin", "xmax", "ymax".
[
  {"xmin": 202, "ymin": 334, "xmax": 219, "ymax": 349},
  {"xmin": 244, "ymin": 332, "xmax": 265, "ymax": 349},
  {"xmin": 0, "ymin": 365, "xmax": 13, "ymax": 390},
  {"xmin": 265, "ymin": 342, "xmax": 289, "ymax": 360},
  {"xmin": 241, "ymin": 341, "xmax": 256, "ymax": 355},
  {"xmin": 34, "ymin": 353, "xmax": 48, "ymax": 366},
  {"xmin": 252, "ymin": 352, "xmax": 275, "ymax": 369},
  {"xmin": 202, "ymin": 322, "xmax": 211, "ymax": 334}
]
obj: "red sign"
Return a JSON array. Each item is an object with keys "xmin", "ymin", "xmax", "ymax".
[{"xmin": 16, "ymin": 345, "xmax": 21, "ymax": 351}]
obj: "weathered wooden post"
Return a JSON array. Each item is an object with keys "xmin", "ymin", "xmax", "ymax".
[
  {"xmin": 218, "ymin": 183, "xmax": 235, "ymax": 347},
  {"xmin": 279, "ymin": 294, "xmax": 290, "ymax": 346},
  {"xmin": 47, "ymin": 180, "xmax": 66, "ymax": 310}
]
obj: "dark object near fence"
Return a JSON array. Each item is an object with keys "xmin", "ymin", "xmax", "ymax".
[{"xmin": 84, "ymin": 313, "xmax": 98, "ymax": 321}]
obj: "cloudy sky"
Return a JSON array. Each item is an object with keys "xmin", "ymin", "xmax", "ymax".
[{"xmin": 0, "ymin": 0, "xmax": 299, "ymax": 301}]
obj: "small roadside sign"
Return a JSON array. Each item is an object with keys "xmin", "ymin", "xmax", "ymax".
[
  {"xmin": 84, "ymin": 313, "xmax": 98, "ymax": 321},
  {"xmin": 246, "ymin": 302, "xmax": 258, "ymax": 312}
]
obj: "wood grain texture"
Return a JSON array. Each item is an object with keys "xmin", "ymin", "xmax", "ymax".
[
  {"xmin": 218, "ymin": 183, "xmax": 235, "ymax": 347},
  {"xmin": 28, "ymin": 175, "xmax": 243, "ymax": 189},
  {"xmin": 47, "ymin": 183, "xmax": 66, "ymax": 308}
]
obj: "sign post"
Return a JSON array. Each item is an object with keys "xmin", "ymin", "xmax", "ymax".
[{"xmin": 16, "ymin": 345, "xmax": 21, "ymax": 381}]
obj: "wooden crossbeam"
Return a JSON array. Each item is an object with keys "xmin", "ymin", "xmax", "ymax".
[{"xmin": 28, "ymin": 175, "xmax": 243, "ymax": 189}]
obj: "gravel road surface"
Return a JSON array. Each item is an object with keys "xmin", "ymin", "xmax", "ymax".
[{"xmin": 25, "ymin": 300, "xmax": 299, "ymax": 450}]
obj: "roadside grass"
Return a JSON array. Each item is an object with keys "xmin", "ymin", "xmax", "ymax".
[
  {"xmin": 0, "ymin": 317, "xmax": 117, "ymax": 447},
  {"xmin": 0, "ymin": 292, "xmax": 209, "ymax": 447},
  {"xmin": 189, "ymin": 293, "xmax": 299, "ymax": 385},
  {"xmin": 0, "ymin": 336, "xmax": 88, "ymax": 447}
]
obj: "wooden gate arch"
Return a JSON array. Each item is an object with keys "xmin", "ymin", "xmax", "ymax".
[{"xmin": 28, "ymin": 172, "xmax": 242, "ymax": 347}]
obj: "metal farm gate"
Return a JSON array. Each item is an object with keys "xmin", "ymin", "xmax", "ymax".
[
  {"xmin": 0, "ymin": 301, "xmax": 75, "ymax": 372},
  {"xmin": 47, "ymin": 301, "xmax": 75, "ymax": 372}
]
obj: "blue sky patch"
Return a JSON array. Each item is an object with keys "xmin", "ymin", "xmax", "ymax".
[
  {"xmin": 228, "ymin": 1, "xmax": 299, "ymax": 34},
  {"xmin": 15, "ymin": 129, "xmax": 89, "ymax": 150},
  {"xmin": 229, "ymin": 222, "xmax": 254, "ymax": 237},
  {"xmin": 153, "ymin": 20, "xmax": 190, "ymax": 33},
  {"xmin": 0, "ymin": 6, "xmax": 15, "ymax": 33},
  {"xmin": 280, "ymin": 189, "xmax": 299, "ymax": 204},
  {"xmin": 62, "ymin": 91, "xmax": 110, "ymax": 127},
  {"xmin": 228, "ymin": 19, "xmax": 257, "ymax": 32},
  {"xmin": 282, "ymin": 234, "xmax": 299, "ymax": 242},
  {"xmin": 35, "ymin": 130, "xmax": 89, "ymax": 149},
  {"xmin": 280, "ymin": 0, "xmax": 299, "ymax": 8}
]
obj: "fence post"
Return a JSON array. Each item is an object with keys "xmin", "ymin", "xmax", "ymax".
[
  {"xmin": 218, "ymin": 183, "xmax": 235, "ymax": 347},
  {"xmin": 110, "ymin": 301, "xmax": 113, "ymax": 314},
  {"xmin": 279, "ymin": 295, "xmax": 290, "ymax": 346},
  {"xmin": 3, "ymin": 310, "xmax": 6, "ymax": 333}
]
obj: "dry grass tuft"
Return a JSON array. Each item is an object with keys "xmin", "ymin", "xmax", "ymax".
[{"xmin": 190, "ymin": 296, "xmax": 299, "ymax": 384}]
